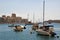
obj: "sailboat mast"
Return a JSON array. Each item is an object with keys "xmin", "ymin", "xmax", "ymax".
[
  {"xmin": 33, "ymin": 13, "xmax": 34, "ymax": 23},
  {"xmin": 27, "ymin": 13, "xmax": 29, "ymax": 21},
  {"xmin": 43, "ymin": 0, "xmax": 45, "ymax": 26}
]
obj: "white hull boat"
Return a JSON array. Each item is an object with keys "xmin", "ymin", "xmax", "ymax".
[
  {"xmin": 36, "ymin": 25, "xmax": 56, "ymax": 36},
  {"xmin": 35, "ymin": 0, "xmax": 56, "ymax": 37},
  {"xmin": 36, "ymin": 29, "xmax": 51, "ymax": 36}
]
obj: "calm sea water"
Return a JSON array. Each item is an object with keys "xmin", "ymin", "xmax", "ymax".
[{"xmin": 0, "ymin": 23, "xmax": 60, "ymax": 40}]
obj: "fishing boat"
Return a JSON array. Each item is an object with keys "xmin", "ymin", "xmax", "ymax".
[{"xmin": 36, "ymin": 0, "xmax": 56, "ymax": 36}]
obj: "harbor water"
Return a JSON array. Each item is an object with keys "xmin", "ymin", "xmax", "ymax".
[{"xmin": 0, "ymin": 23, "xmax": 60, "ymax": 40}]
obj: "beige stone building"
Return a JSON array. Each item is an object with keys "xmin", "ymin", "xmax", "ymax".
[{"xmin": 0, "ymin": 13, "xmax": 29, "ymax": 24}]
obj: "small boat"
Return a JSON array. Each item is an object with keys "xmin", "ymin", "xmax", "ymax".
[
  {"xmin": 14, "ymin": 26, "xmax": 23, "ymax": 32},
  {"xmin": 25, "ymin": 23, "xmax": 33, "ymax": 25},
  {"xmin": 8, "ymin": 24, "xmax": 15, "ymax": 27},
  {"xmin": 14, "ymin": 25, "xmax": 26, "ymax": 32},
  {"xmin": 32, "ymin": 23, "xmax": 39, "ymax": 30}
]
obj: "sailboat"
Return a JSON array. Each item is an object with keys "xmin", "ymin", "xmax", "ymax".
[
  {"xmin": 36, "ymin": 0, "xmax": 56, "ymax": 36},
  {"xmin": 32, "ymin": 13, "xmax": 39, "ymax": 30},
  {"xmin": 25, "ymin": 13, "xmax": 33, "ymax": 25}
]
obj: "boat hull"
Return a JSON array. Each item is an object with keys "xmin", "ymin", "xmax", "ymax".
[
  {"xmin": 36, "ymin": 29, "xmax": 56, "ymax": 36},
  {"xmin": 14, "ymin": 29, "xmax": 23, "ymax": 32},
  {"xmin": 36, "ymin": 29, "xmax": 50, "ymax": 36}
]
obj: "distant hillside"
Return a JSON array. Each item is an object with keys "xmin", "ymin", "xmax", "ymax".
[{"xmin": 45, "ymin": 20, "xmax": 60, "ymax": 23}]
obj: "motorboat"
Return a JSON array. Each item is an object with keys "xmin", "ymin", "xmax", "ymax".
[
  {"xmin": 8, "ymin": 24, "xmax": 15, "ymax": 27},
  {"xmin": 13, "ymin": 25, "xmax": 26, "ymax": 32}
]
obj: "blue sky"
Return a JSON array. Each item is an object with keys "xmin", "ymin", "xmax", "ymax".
[{"xmin": 0, "ymin": 0, "xmax": 60, "ymax": 22}]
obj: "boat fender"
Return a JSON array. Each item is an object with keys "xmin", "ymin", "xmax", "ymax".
[
  {"xmin": 57, "ymin": 36, "xmax": 59, "ymax": 38},
  {"xmin": 30, "ymin": 31, "xmax": 33, "ymax": 34},
  {"xmin": 51, "ymin": 32, "xmax": 56, "ymax": 37},
  {"xmin": 24, "ymin": 27, "xmax": 26, "ymax": 29},
  {"xmin": 53, "ymin": 32, "xmax": 56, "ymax": 35}
]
